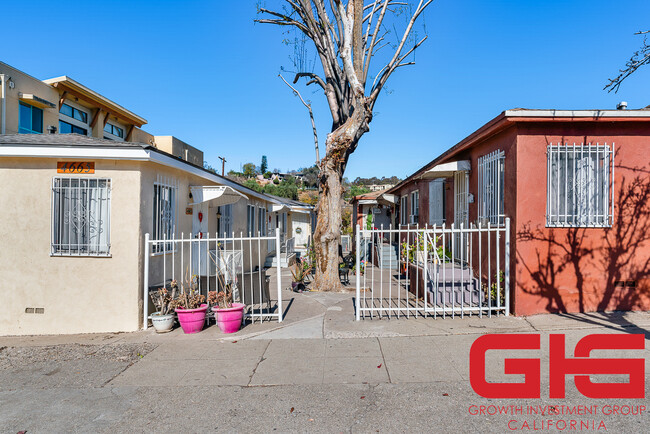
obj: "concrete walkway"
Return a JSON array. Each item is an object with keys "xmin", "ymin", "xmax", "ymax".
[{"xmin": 1, "ymin": 290, "xmax": 648, "ymax": 432}]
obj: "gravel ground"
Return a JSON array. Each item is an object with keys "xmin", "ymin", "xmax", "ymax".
[{"xmin": 0, "ymin": 342, "xmax": 157, "ymax": 370}]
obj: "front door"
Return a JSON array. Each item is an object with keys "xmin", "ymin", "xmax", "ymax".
[
  {"xmin": 191, "ymin": 202, "xmax": 209, "ymax": 276},
  {"xmin": 453, "ymin": 171, "xmax": 469, "ymax": 262}
]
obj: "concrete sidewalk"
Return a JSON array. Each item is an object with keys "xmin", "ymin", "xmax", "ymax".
[{"xmin": 1, "ymin": 290, "xmax": 648, "ymax": 433}]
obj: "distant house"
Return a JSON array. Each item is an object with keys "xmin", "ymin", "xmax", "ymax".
[
  {"xmin": 264, "ymin": 194, "xmax": 315, "ymax": 265},
  {"xmin": 385, "ymin": 108, "xmax": 650, "ymax": 316}
]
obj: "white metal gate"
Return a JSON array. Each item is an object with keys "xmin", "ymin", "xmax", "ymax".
[
  {"xmin": 355, "ymin": 219, "xmax": 510, "ymax": 320},
  {"xmin": 143, "ymin": 229, "xmax": 284, "ymax": 329}
]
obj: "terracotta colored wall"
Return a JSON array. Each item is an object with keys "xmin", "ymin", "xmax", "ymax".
[{"xmin": 513, "ymin": 121, "xmax": 650, "ymax": 315}]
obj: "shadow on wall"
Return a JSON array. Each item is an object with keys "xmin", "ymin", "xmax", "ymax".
[{"xmin": 516, "ymin": 164, "xmax": 650, "ymax": 316}]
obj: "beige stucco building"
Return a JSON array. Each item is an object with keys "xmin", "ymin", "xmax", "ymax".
[
  {"xmin": 0, "ymin": 62, "xmax": 307, "ymax": 336},
  {"xmin": 0, "ymin": 134, "xmax": 285, "ymax": 336}
]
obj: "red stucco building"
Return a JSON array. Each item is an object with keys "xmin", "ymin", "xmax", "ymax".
[{"xmin": 386, "ymin": 108, "xmax": 650, "ymax": 316}]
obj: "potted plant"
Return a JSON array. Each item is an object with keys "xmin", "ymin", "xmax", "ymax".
[
  {"xmin": 290, "ymin": 261, "xmax": 311, "ymax": 292},
  {"xmin": 173, "ymin": 274, "xmax": 207, "ymax": 334},
  {"xmin": 209, "ymin": 279, "xmax": 245, "ymax": 334},
  {"xmin": 149, "ymin": 280, "xmax": 178, "ymax": 333}
]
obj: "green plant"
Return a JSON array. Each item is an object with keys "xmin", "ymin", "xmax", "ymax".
[
  {"xmin": 290, "ymin": 262, "xmax": 311, "ymax": 283},
  {"xmin": 483, "ymin": 270, "xmax": 505, "ymax": 304},
  {"xmin": 365, "ymin": 213, "xmax": 373, "ymax": 230}
]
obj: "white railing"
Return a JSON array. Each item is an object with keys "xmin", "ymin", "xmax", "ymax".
[
  {"xmin": 355, "ymin": 219, "xmax": 510, "ymax": 320},
  {"xmin": 283, "ymin": 236, "xmax": 295, "ymax": 255},
  {"xmin": 143, "ymin": 229, "xmax": 284, "ymax": 329}
]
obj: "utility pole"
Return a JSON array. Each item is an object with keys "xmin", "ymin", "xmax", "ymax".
[{"xmin": 218, "ymin": 156, "xmax": 226, "ymax": 176}]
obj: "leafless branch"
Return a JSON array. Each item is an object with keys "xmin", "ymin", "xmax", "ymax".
[
  {"xmin": 605, "ymin": 30, "xmax": 650, "ymax": 93},
  {"xmin": 279, "ymin": 74, "xmax": 320, "ymax": 164}
]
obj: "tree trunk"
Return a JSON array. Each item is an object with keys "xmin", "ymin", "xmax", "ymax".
[
  {"xmin": 313, "ymin": 98, "xmax": 371, "ymax": 291},
  {"xmin": 312, "ymin": 147, "xmax": 345, "ymax": 291}
]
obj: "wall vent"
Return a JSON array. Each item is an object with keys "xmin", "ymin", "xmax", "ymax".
[{"xmin": 25, "ymin": 307, "xmax": 45, "ymax": 314}]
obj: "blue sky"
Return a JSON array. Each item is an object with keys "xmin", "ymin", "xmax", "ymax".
[{"xmin": 3, "ymin": 1, "xmax": 650, "ymax": 179}]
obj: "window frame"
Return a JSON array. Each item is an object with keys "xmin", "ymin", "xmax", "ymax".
[
  {"xmin": 247, "ymin": 204, "xmax": 256, "ymax": 235},
  {"xmin": 546, "ymin": 142, "xmax": 614, "ymax": 228},
  {"xmin": 400, "ymin": 195, "xmax": 408, "ymax": 226},
  {"xmin": 19, "ymin": 102, "xmax": 43, "ymax": 134},
  {"xmin": 59, "ymin": 120, "xmax": 88, "ymax": 135},
  {"xmin": 103, "ymin": 122, "xmax": 125, "ymax": 140},
  {"xmin": 51, "ymin": 177, "xmax": 111, "ymax": 256},
  {"xmin": 410, "ymin": 190, "xmax": 419, "ymax": 224},
  {"xmin": 477, "ymin": 149, "xmax": 506, "ymax": 226},
  {"xmin": 258, "ymin": 206, "xmax": 267, "ymax": 236},
  {"xmin": 152, "ymin": 177, "xmax": 178, "ymax": 253}
]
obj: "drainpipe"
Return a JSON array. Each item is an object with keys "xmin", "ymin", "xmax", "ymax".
[{"xmin": 0, "ymin": 74, "xmax": 6, "ymax": 134}]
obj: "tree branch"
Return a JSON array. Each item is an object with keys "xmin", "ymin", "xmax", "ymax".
[{"xmin": 279, "ymin": 74, "xmax": 320, "ymax": 164}]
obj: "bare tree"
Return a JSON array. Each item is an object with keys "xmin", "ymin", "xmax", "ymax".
[
  {"xmin": 605, "ymin": 30, "xmax": 650, "ymax": 93},
  {"xmin": 258, "ymin": 0, "xmax": 431, "ymax": 290}
]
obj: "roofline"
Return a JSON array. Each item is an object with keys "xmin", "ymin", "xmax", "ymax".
[
  {"xmin": 43, "ymin": 76, "xmax": 147, "ymax": 126},
  {"xmin": 387, "ymin": 108, "xmax": 650, "ymax": 194},
  {"xmin": 0, "ymin": 142, "xmax": 281, "ymax": 204}
]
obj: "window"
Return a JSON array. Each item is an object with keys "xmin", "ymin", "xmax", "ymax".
[
  {"xmin": 547, "ymin": 143, "xmax": 614, "ymax": 227},
  {"xmin": 410, "ymin": 190, "xmax": 419, "ymax": 224},
  {"xmin": 478, "ymin": 149, "xmax": 505, "ymax": 226},
  {"xmin": 247, "ymin": 205, "xmax": 256, "ymax": 235},
  {"xmin": 400, "ymin": 195, "xmax": 408, "ymax": 225},
  {"xmin": 258, "ymin": 207, "xmax": 267, "ymax": 236},
  {"xmin": 19, "ymin": 102, "xmax": 43, "ymax": 134},
  {"xmin": 218, "ymin": 204, "xmax": 233, "ymax": 237},
  {"xmin": 59, "ymin": 120, "xmax": 88, "ymax": 135},
  {"xmin": 52, "ymin": 177, "xmax": 111, "ymax": 256},
  {"xmin": 60, "ymin": 103, "xmax": 88, "ymax": 124},
  {"xmin": 152, "ymin": 178, "xmax": 177, "ymax": 253},
  {"xmin": 104, "ymin": 123, "xmax": 124, "ymax": 138}
]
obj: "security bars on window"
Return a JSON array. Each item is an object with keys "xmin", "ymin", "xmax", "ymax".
[
  {"xmin": 478, "ymin": 150, "xmax": 505, "ymax": 226},
  {"xmin": 152, "ymin": 175, "xmax": 178, "ymax": 253},
  {"xmin": 546, "ymin": 143, "xmax": 614, "ymax": 227},
  {"xmin": 52, "ymin": 177, "xmax": 111, "ymax": 256}
]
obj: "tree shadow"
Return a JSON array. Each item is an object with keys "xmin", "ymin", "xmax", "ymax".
[{"xmin": 516, "ymin": 169, "xmax": 650, "ymax": 329}]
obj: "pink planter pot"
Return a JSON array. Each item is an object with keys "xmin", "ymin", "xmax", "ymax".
[
  {"xmin": 175, "ymin": 304, "xmax": 208, "ymax": 334},
  {"xmin": 212, "ymin": 303, "xmax": 246, "ymax": 334}
]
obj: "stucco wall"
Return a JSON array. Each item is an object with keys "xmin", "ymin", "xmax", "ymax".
[
  {"xmin": 0, "ymin": 157, "xmax": 142, "ymax": 335},
  {"xmin": 513, "ymin": 121, "xmax": 650, "ymax": 315},
  {"xmin": 142, "ymin": 163, "xmax": 271, "ymax": 297},
  {"xmin": 0, "ymin": 63, "xmax": 59, "ymax": 135}
]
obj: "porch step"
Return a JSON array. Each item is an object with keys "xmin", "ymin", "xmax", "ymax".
[
  {"xmin": 427, "ymin": 278, "xmax": 484, "ymax": 307},
  {"xmin": 264, "ymin": 252, "xmax": 296, "ymax": 268}
]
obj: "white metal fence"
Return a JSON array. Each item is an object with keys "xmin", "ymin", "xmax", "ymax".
[
  {"xmin": 143, "ymin": 230, "xmax": 284, "ymax": 329},
  {"xmin": 355, "ymin": 219, "xmax": 510, "ymax": 320}
]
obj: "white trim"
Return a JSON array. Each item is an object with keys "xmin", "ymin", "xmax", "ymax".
[
  {"xmin": 504, "ymin": 109, "xmax": 650, "ymax": 118},
  {"xmin": 0, "ymin": 145, "xmax": 281, "ymax": 204}
]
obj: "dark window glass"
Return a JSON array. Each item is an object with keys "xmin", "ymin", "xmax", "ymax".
[
  {"xmin": 32, "ymin": 106, "xmax": 43, "ymax": 133},
  {"xmin": 72, "ymin": 125, "xmax": 87, "ymax": 135},
  {"xmin": 103, "ymin": 123, "xmax": 111, "ymax": 133},
  {"xmin": 60, "ymin": 103, "xmax": 88, "ymax": 124},
  {"xmin": 59, "ymin": 120, "xmax": 87, "ymax": 135},
  {"xmin": 60, "ymin": 104, "xmax": 73, "ymax": 118},
  {"xmin": 73, "ymin": 109, "xmax": 87, "ymax": 123},
  {"xmin": 19, "ymin": 102, "xmax": 43, "ymax": 134},
  {"xmin": 114, "ymin": 125, "xmax": 124, "ymax": 138},
  {"xmin": 19, "ymin": 102, "xmax": 32, "ymax": 133},
  {"xmin": 59, "ymin": 120, "xmax": 72, "ymax": 134}
]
